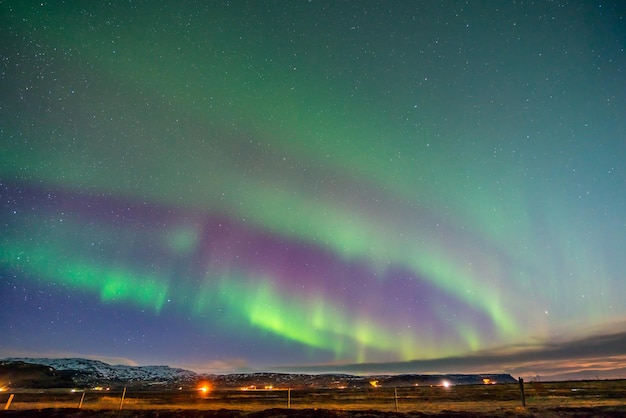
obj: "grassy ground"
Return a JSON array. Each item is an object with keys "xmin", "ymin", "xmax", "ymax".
[{"xmin": 1, "ymin": 380, "xmax": 625, "ymax": 417}]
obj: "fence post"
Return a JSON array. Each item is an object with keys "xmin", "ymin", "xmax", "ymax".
[
  {"xmin": 78, "ymin": 392, "xmax": 85, "ymax": 409},
  {"xmin": 119, "ymin": 387, "xmax": 127, "ymax": 410},
  {"xmin": 4, "ymin": 394, "xmax": 14, "ymax": 410},
  {"xmin": 518, "ymin": 377, "xmax": 526, "ymax": 407},
  {"xmin": 394, "ymin": 387, "xmax": 399, "ymax": 412},
  {"xmin": 287, "ymin": 388, "xmax": 291, "ymax": 409}
]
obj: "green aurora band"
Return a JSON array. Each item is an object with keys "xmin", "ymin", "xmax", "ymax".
[{"xmin": 2, "ymin": 2, "xmax": 623, "ymax": 367}]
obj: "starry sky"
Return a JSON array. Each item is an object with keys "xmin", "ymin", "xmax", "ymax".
[{"xmin": 1, "ymin": 1, "xmax": 626, "ymax": 378}]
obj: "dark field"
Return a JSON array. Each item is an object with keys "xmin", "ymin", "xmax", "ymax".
[{"xmin": 1, "ymin": 380, "xmax": 625, "ymax": 417}]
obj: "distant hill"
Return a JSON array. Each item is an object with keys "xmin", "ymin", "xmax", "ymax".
[
  {"xmin": 536, "ymin": 367, "xmax": 626, "ymax": 382},
  {"xmin": 0, "ymin": 361, "xmax": 75, "ymax": 389},
  {"xmin": 208, "ymin": 372, "xmax": 517, "ymax": 389},
  {"xmin": 1, "ymin": 358, "xmax": 516, "ymax": 390},
  {"xmin": 2, "ymin": 358, "xmax": 197, "ymax": 389}
]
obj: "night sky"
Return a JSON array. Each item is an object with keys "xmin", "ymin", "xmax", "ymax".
[{"xmin": 2, "ymin": 1, "xmax": 626, "ymax": 378}]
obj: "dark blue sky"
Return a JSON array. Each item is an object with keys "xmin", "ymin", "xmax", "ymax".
[{"xmin": 1, "ymin": 1, "xmax": 625, "ymax": 379}]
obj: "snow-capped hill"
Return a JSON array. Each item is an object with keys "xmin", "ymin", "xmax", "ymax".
[{"xmin": 4, "ymin": 358, "xmax": 197, "ymax": 386}]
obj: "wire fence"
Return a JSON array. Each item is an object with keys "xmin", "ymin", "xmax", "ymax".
[{"xmin": 2, "ymin": 380, "xmax": 625, "ymax": 414}]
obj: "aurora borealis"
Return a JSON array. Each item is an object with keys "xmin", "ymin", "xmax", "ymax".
[{"xmin": 1, "ymin": 1, "xmax": 626, "ymax": 377}]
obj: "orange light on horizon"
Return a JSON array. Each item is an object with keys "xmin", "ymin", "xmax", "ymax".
[{"xmin": 197, "ymin": 381, "xmax": 212, "ymax": 394}]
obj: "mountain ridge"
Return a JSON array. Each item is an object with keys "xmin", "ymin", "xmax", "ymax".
[{"xmin": 1, "ymin": 357, "xmax": 517, "ymax": 389}]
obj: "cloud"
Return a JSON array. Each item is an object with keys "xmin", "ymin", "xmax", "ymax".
[
  {"xmin": 274, "ymin": 326, "xmax": 626, "ymax": 380},
  {"xmin": 175, "ymin": 358, "xmax": 253, "ymax": 374}
]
